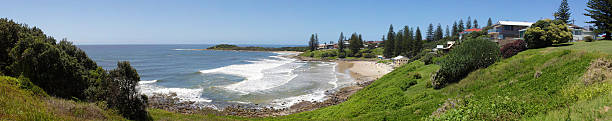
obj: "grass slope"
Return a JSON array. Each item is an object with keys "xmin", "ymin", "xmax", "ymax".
[
  {"xmin": 270, "ymin": 41, "xmax": 612, "ymax": 120},
  {"xmin": 0, "ymin": 76, "xmax": 126, "ymax": 121}
]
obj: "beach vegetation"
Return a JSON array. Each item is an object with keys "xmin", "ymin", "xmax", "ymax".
[
  {"xmin": 500, "ymin": 39, "xmax": 528, "ymax": 58},
  {"xmin": 431, "ymin": 37, "xmax": 500, "ymax": 89}
]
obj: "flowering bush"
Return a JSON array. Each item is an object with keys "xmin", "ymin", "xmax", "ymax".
[{"xmin": 500, "ymin": 39, "xmax": 527, "ymax": 58}]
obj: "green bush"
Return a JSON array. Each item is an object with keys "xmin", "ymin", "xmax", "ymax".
[
  {"xmin": 338, "ymin": 52, "xmax": 346, "ymax": 58},
  {"xmin": 584, "ymin": 36, "xmax": 594, "ymax": 42},
  {"xmin": 524, "ymin": 19, "xmax": 573, "ymax": 48},
  {"xmin": 432, "ymin": 37, "xmax": 501, "ymax": 89}
]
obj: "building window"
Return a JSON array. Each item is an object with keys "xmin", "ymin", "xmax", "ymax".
[{"xmin": 504, "ymin": 26, "xmax": 513, "ymax": 30}]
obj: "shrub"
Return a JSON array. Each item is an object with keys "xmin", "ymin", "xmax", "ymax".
[
  {"xmin": 524, "ymin": 19, "xmax": 573, "ymax": 48},
  {"xmin": 106, "ymin": 61, "xmax": 151, "ymax": 121},
  {"xmin": 500, "ymin": 39, "xmax": 527, "ymax": 58},
  {"xmin": 337, "ymin": 52, "xmax": 346, "ymax": 58},
  {"xmin": 420, "ymin": 53, "xmax": 436, "ymax": 65},
  {"xmin": 363, "ymin": 53, "xmax": 376, "ymax": 58},
  {"xmin": 584, "ymin": 36, "xmax": 594, "ymax": 42},
  {"xmin": 432, "ymin": 38, "xmax": 500, "ymax": 89}
]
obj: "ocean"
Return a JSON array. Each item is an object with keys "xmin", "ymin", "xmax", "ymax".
[{"xmin": 79, "ymin": 44, "xmax": 353, "ymax": 108}]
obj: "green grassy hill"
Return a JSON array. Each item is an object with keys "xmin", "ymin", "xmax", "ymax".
[
  {"xmin": 272, "ymin": 41, "xmax": 612, "ymax": 120},
  {"xmin": 0, "ymin": 76, "xmax": 127, "ymax": 121}
]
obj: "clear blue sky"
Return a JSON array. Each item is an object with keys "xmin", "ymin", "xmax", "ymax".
[{"xmin": 1, "ymin": 0, "xmax": 593, "ymax": 45}]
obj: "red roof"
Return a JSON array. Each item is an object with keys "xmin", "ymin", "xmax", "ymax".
[{"xmin": 464, "ymin": 28, "xmax": 482, "ymax": 32}]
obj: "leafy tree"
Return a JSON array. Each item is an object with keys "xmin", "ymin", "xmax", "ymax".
[
  {"xmin": 584, "ymin": 0, "xmax": 612, "ymax": 40},
  {"xmin": 473, "ymin": 19, "xmax": 479, "ymax": 28},
  {"xmin": 107, "ymin": 61, "xmax": 151, "ymax": 121},
  {"xmin": 338, "ymin": 32, "xmax": 345, "ymax": 53},
  {"xmin": 383, "ymin": 25, "xmax": 395, "ymax": 58},
  {"xmin": 487, "ymin": 17, "xmax": 493, "ymax": 27},
  {"xmin": 466, "ymin": 16, "xmax": 472, "ymax": 29},
  {"xmin": 524, "ymin": 19, "xmax": 573, "ymax": 48},
  {"xmin": 554, "ymin": 0, "xmax": 571, "ymax": 24},
  {"xmin": 426, "ymin": 23, "xmax": 434, "ymax": 42}
]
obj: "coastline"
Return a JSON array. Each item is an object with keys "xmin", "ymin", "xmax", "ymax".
[{"xmin": 147, "ymin": 52, "xmax": 394, "ymax": 117}]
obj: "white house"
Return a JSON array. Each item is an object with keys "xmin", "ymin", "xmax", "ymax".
[{"xmin": 392, "ymin": 56, "xmax": 410, "ymax": 65}]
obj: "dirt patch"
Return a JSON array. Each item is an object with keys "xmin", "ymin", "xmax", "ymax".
[{"xmin": 583, "ymin": 58, "xmax": 612, "ymax": 85}]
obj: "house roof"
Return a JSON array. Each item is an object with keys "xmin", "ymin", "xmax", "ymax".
[
  {"xmin": 393, "ymin": 56, "xmax": 407, "ymax": 60},
  {"xmin": 497, "ymin": 21, "xmax": 534, "ymax": 26},
  {"xmin": 464, "ymin": 28, "xmax": 482, "ymax": 32}
]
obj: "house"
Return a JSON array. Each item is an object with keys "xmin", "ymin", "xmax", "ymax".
[
  {"xmin": 433, "ymin": 45, "xmax": 444, "ymax": 51},
  {"xmin": 568, "ymin": 24, "xmax": 596, "ymax": 42},
  {"xmin": 392, "ymin": 56, "xmax": 410, "ymax": 65},
  {"xmin": 317, "ymin": 44, "xmax": 335, "ymax": 49},
  {"xmin": 488, "ymin": 21, "xmax": 534, "ymax": 45}
]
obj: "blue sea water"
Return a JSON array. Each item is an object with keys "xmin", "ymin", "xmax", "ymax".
[{"xmin": 79, "ymin": 44, "xmax": 353, "ymax": 108}]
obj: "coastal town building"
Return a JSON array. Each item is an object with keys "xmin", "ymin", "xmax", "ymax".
[
  {"xmin": 459, "ymin": 28, "xmax": 482, "ymax": 40},
  {"xmin": 488, "ymin": 21, "xmax": 534, "ymax": 45},
  {"xmin": 392, "ymin": 56, "xmax": 409, "ymax": 66}
]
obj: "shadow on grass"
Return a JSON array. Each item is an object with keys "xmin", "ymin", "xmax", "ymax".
[{"xmin": 551, "ymin": 43, "xmax": 573, "ymax": 47}]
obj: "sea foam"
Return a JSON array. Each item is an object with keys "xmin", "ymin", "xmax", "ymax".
[
  {"xmin": 199, "ymin": 55, "xmax": 303, "ymax": 94},
  {"xmin": 138, "ymin": 81, "xmax": 212, "ymax": 103}
]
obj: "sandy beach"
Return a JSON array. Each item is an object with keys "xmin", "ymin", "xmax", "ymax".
[{"xmin": 337, "ymin": 61, "xmax": 393, "ymax": 82}]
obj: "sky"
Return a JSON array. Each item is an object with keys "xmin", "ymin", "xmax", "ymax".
[{"xmin": 1, "ymin": 0, "xmax": 594, "ymax": 45}]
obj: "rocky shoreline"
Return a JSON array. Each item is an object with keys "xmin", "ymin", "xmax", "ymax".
[{"xmin": 147, "ymin": 51, "xmax": 392, "ymax": 117}]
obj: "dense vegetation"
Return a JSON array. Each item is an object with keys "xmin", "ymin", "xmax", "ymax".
[
  {"xmin": 207, "ymin": 44, "xmax": 309, "ymax": 52},
  {"xmin": 431, "ymin": 37, "xmax": 501, "ymax": 89},
  {"xmin": 0, "ymin": 18, "xmax": 150, "ymax": 120},
  {"xmin": 524, "ymin": 19, "xmax": 573, "ymax": 48},
  {"xmin": 500, "ymin": 39, "xmax": 528, "ymax": 58},
  {"xmin": 383, "ymin": 25, "xmax": 424, "ymax": 58}
]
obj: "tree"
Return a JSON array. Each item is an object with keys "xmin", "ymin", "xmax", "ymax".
[
  {"xmin": 452, "ymin": 21, "xmax": 458, "ymax": 36},
  {"xmin": 524, "ymin": 19, "xmax": 573, "ymax": 48},
  {"xmin": 426, "ymin": 23, "xmax": 434, "ymax": 42},
  {"xmin": 584, "ymin": 0, "xmax": 612, "ymax": 40},
  {"xmin": 415, "ymin": 27, "xmax": 423, "ymax": 42},
  {"xmin": 458, "ymin": 19, "xmax": 465, "ymax": 33},
  {"xmin": 383, "ymin": 25, "xmax": 395, "ymax": 58},
  {"xmin": 107, "ymin": 61, "xmax": 151, "ymax": 120},
  {"xmin": 414, "ymin": 27, "xmax": 423, "ymax": 57},
  {"xmin": 487, "ymin": 18, "xmax": 493, "ymax": 27},
  {"xmin": 338, "ymin": 32, "xmax": 345, "ymax": 52},
  {"xmin": 394, "ymin": 31, "xmax": 404, "ymax": 56},
  {"xmin": 474, "ymin": 19, "xmax": 479, "ymax": 28},
  {"xmin": 348, "ymin": 33, "xmax": 363, "ymax": 57},
  {"xmin": 308, "ymin": 34, "xmax": 319, "ymax": 51},
  {"xmin": 445, "ymin": 25, "xmax": 450, "ymax": 37},
  {"xmin": 554, "ymin": 0, "xmax": 571, "ymax": 24},
  {"xmin": 466, "ymin": 16, "xmax": 472, "ymax": 29},
  {"xmin": 434, "ymin": 24, "xmax": 443, "ymax": 41}
]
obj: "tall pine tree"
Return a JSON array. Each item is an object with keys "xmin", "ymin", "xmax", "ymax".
[
  {"xmin": 434, "ymin": 24, "xmax": 443, "ymax": 41},
  {"xmin": 383, "ymin": 25, "xmax": 395, "ymax": 58},
  {"xmin": 445, "ymin": 25, "xmax": 450, "ymax": 37},
  {"xmin": 452, "ymin": 21, "xmax": 458, "ymax": 36},
  {"xmin": 426, "ymin": 23, "xmax": 434, "ymax": 42},
  {"xmin": 338, "ymin": 32, "xmax": 345, "ymax": 52},
  {"xmin": 414, "ymin": 27, "xmax": 423, "ymax": 57},
  {"xmin": 487, "ymin": 17, "xmax": 493, "ymax": 27},
  {"xmin": 308, "ymin": 34, "xmax": 318, "ymax": 51},
  {"xmin": 585, "ymin": 0, "xmax": 612, "ymax": 40},
  {"xmin": 458, "ymin": 19, "xmax": 465, "ymax": 33},
  {"xmin": 473, "ymin": 19, "xmax": 479, "ymax": 28},
  {"xmin": 554, "ymin": 0, "xmax": 571, "ymax": 24},
  {"xmin": 466, "ymin": 16, "xmax": 472, "ymax": 29}
]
